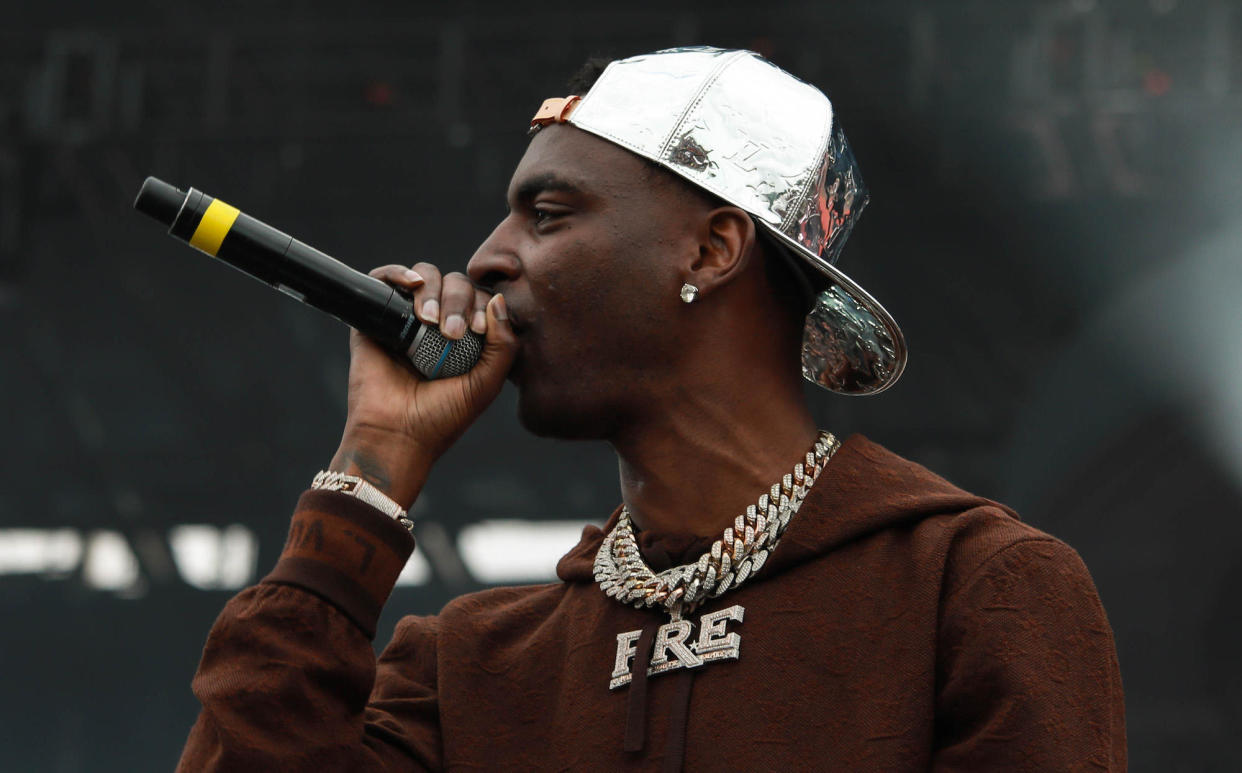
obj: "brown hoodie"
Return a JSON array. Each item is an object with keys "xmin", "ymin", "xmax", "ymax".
[{"xmin": 178, "ymin": 435, "xmax": 1126, "ymax": 771}]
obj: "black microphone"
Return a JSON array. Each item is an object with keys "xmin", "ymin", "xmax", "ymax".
[{"xmin": 132, "ymin": 176, "xmax": 483, "ymax": 379}]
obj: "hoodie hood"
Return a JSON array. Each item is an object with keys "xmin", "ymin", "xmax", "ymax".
[{"xmin": 556, "ymin": 434, "xmax": 1018, "ymax": 584}]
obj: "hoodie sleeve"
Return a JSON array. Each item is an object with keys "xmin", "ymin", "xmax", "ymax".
[
  {"xmin": 176, "ymin": 490, "xmax": 442, "ymax": 771},
  {"xmin": 932, "ymin": 538, "xmax": 1127, "ymax": 771}
]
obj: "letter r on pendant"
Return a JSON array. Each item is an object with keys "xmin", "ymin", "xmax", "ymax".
[{"xmin": 651, "ymin": 620, "xmax": 703, "ymax": 669}]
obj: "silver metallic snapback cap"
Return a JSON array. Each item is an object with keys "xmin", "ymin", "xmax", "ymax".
[{"xmin": 531, "ymin": 46, "xmax": 907, "ymax": 394}]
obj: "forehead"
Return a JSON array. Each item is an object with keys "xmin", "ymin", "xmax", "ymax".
[{"xmin": 506, "ymin": 125, "xmax": 654, "ymax": 203}]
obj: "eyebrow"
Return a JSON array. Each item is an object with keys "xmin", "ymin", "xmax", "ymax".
[{"xmin": 510, "ymin": 173, "xmax": 588, "ymax": 206}]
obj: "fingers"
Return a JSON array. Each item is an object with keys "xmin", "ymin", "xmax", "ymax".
[
  {"xmin": 437, "ymin": 272, "xmax": 477, "ymax": 340},
  {"xmin": 480, "ymin": 294, "xmax": 519, "ymax": 378},
  {"xmin": 368, "ymin": 264, "xmax": 427, "ymax": 292},
  {"xmin": 378, "ymin": 263, "xmax": 482, "ymax": 340},
  {"xmin": 471, "ymin": 287, "xmax": 491, "ymax": 334},
  {"xmin": 407, "ymin": 262, "xmax": 443, "ymax": 326},
  {"xmin": 485, "ymin": 294, "xmax": 516, "ymax": 350},
  {"xmin": 463, "ymin": 293, "xmax": 519, "ymax": 401}
]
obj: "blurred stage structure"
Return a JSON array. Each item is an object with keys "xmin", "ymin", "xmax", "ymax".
[{"xmin": 1, "ymin": 1, "xmax": 1239, "ymax": 770}]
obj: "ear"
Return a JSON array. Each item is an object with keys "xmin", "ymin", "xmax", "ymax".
[{"xmin": 686, "ymin": 206, "xmax": 757, "ymax": 297}]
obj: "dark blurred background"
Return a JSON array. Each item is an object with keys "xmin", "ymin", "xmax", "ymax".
[{"xmin": 1, "ymin": 0, "xmax": 1239, "ymax": 769}]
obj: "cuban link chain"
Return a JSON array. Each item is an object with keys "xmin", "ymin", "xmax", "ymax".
[{"xmin": 593, "ymin": 431, "xmax": 839, "ymax": 619}]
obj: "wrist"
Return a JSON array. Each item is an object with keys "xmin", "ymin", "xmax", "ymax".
[
  {"xmin": 330, "ymin": 424, "xmax": 435, "ymax": 510},
  {"xmin": 311, "ymin": 470, "xmax": 413, "ymax": 531}
]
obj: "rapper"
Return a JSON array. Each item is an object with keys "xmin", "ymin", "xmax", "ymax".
[{"xmin": 178, "ymin": 48, "xmax": 1126, "ymax": 771}]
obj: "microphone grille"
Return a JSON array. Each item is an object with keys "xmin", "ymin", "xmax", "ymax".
[{"xmin": 409, "ymin": 326, "xmax": 485, "ymax": 379}]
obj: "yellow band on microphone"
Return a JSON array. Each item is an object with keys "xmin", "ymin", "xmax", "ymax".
[{"xmin": 189, "ymin": 199, "xmax": 241, "ymax": 256}]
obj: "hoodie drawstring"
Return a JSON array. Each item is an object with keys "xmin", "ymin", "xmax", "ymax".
[
  {"xmin": 623, "ymin": 621, "xmax": 660, "ymax": 752},
  {"xmin": 663, "ymin": 668, "xmax": 696, "ymax": 772},
  {"xmin": 623, "ymin": 620, "xmax": 698, "ymax": 773}
]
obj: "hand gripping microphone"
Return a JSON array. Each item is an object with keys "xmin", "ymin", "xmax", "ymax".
[{"xmin": 132, "ymin": 176, "xmax": 483, "ymax": 379}]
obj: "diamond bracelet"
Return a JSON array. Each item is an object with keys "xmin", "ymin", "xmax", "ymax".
[{"xmin": 311, "ymin": 470, "xmax": 415, "ymax": 533}]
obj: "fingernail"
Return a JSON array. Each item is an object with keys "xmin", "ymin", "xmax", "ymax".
[
  {"xmin": 421, "ymin": 299, "xmax": 439, "ymax": 323},
  {"xmin": 471, "ymin": 309, "xmax": 487, "ymax": 334},
  {"xmin": 403, "ymin": 269, "xmax": 423, "ymax": 283},
  {"xmin": 493, "ymin": 294, "xmax": 508, "ymax": 321},
  {"xmin": 443, "ymin": 314, "xmax": 465, "ymax": 339}
]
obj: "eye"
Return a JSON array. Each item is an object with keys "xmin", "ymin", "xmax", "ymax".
[{"xmin": 532, "ymin": 205, "xmax": 565, "ymax": 229}]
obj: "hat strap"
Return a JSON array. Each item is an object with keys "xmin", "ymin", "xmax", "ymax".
[{"xmin": 530, "ymin": 96, "xmax": 582, "ymax": 130}]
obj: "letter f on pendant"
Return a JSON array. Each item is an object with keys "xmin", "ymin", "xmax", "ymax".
[{"xmin": 612, "ymin": 630, "xmax": 642, "ymax": 682}]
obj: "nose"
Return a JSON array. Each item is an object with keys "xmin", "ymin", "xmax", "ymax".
[{"xmin": 467, "ymin": 216, "xmax": 523, "ymax": 291}]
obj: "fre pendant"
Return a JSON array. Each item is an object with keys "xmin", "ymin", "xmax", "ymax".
[{"xmin": 609, "ymin": 605, "xmax": 745, "ymax": 690}]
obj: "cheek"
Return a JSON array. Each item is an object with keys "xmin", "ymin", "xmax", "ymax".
[
  {"xmin": 537, "ymin": 235, "xmax": 649, "ymax": 316},
  {"xmin": 526, "ymin": 215, "xmax": 685, "ymax": 363}
]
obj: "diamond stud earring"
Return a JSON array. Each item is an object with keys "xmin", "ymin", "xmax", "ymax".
[{"xmin": 680, "ymin": 283, "xmax": 699, "ymax": 303}]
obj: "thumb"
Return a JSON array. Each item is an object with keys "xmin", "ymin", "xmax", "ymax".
[{"xmin": 462, "ymin": 293, "xmax": 519, "ymax": 400}]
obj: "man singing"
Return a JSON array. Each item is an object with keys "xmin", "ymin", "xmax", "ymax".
[{"xmin": 178, "ymin": 48, "xmax": 1125, "ymax": 771}]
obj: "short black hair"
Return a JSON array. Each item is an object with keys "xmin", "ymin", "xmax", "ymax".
[
  {"xmin": 564, "ymin": 56, "xmax": 820, "ymax": 319},
  {"xmin": 566, "ymin": 57, "xmax": 612, "ymax": 95}
]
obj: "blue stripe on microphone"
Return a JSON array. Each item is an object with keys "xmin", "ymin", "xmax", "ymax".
[{"xmin": 430, "ymin": 340, "xmax": 454, "ymax": 378}]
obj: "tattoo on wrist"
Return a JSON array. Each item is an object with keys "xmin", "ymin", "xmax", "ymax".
[{"xmin": 332, "ymin": 447, "xmax": 393, "ymax": 492}]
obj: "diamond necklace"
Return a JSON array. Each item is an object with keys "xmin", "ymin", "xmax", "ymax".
[{"xmin": 593, "ymin": 431, "xmax": 839, "ymax": 620}]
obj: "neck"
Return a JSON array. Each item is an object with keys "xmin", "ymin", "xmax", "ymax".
[{"xmin": 611, "ymin": 378, "xmax": 819, "ymax": 538}]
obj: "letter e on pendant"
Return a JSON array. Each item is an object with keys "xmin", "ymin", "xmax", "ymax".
[{"xmin": 697, "ymin": 604, "xmax": 744, "ymax": 662}]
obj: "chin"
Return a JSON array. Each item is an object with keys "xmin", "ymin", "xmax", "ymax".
[{"xmin": 514, "ymin": 382, "xmax": 617, "ymax": 440}]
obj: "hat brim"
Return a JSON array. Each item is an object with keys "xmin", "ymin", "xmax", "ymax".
[{"xmin": 763, "ymin": 227, "xmax": 908, "ymax": 395}]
